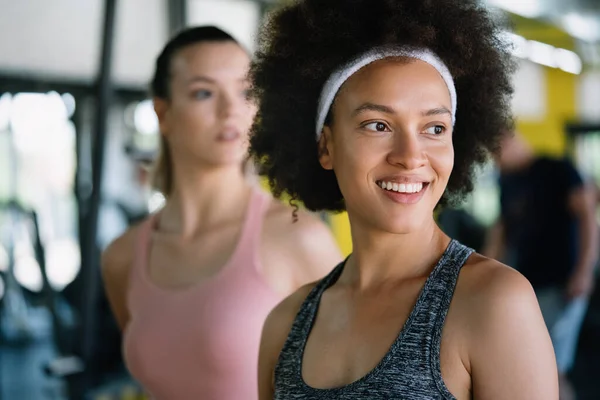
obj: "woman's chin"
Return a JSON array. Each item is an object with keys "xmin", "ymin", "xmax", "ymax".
[
  {"xmin": 360, "ymin": 213, "xmax": 432, "ymax": 236},
  {"xmin": 195, "ymin": 152, "xmax": 246, "ymax": 168}
]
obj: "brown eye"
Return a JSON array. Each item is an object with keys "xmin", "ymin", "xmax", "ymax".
[
  {"xmin": 364, "ymin": 122, "xmax": 389, "ymax": 132},
  {"xmin": 425, "ymin": 125, "xmax": 446, "ymax": 135}
]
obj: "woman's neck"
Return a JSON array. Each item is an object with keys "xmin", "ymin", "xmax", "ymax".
[
  {"xmin": 342, "ymin": 216, "xmax": 450, "ymax": 290},
  {"xmin": 158, "ymin": 162, "xmax": 254, "ymax": 238}
]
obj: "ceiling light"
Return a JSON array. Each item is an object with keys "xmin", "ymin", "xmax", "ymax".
[
  {"xmin": 487, "ymin": 0, "xmax": 543, "ymax": 19},
  {"xmin": 554, "ymin": 48, "xmax": 583, "ymax": 75},
  {"xmin": 529, "ymin": 40, "xmax": 558, "ymax": 68},
  {"xmin": 500, "ymin": 31, "xmax": 530, "ymax": 59},
  {"xmin": 501, "ymin": 32, "xmax": 583, "ymax": 75},
  {"xmin": 563, "ymin": 13, "xmax": 600, "ymax": 43}
]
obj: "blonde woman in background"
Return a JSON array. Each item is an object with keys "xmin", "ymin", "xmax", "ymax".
[{"xmin": 102, "ymin": 26, "xmax": 341, "ymax": 400}]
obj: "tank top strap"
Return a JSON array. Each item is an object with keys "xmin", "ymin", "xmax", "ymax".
[
  {"xmin": 133, "ymin": 214, "xmax": 157, "ymax": 275},
  {"xmin": 411, "ymin": 240, "xmax": 473, "ymax": 331},
  {"xmin": 424, "ymin": 240, "xmax": 473, "ymax": 395},
  {"xmin": 274, "ymin": 259, "xmax": 347, "ymax": 383}
]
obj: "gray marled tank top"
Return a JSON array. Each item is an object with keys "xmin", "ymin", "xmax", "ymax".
[{"xmin": 274, "ymin": 239, "xmax": 473, "ymax": 399}]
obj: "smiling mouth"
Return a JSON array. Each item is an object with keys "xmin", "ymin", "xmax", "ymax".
[{"xmin": 376, "ymin": 180, "xmax": 429, "ymax": 194}]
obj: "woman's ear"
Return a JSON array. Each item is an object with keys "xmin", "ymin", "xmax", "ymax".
[
  {"xmin": 154, "ymin": 97, "xmax": 170, "ymax": 136},
  {"xmin": 318, "ymin": 126, "xmax": 334, "ymax": 170}
]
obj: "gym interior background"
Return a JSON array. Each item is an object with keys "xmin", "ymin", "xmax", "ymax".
[{"xmin": 0, "ymin": 0, "xmax": 599, "ymax": 399}]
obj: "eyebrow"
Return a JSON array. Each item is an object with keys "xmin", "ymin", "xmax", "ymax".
[
  {"xmin": 351, "ymin": 102, "xmax": 395, "ymax": 117},
  {"xmin": 187, "ymin": 76, "xmax": 249, "ymax": 85},
  {"xmin": 351, "ymin": 102, "xmax": 452, "ymax": 119},
  {"xmin": 188, "ymin": 76, "xmax": 215, "ymax": 84},
  {"xmin": 422, "ymin": 107, "xmax": 452, "ymax": 117}
]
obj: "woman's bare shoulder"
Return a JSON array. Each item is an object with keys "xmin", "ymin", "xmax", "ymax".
[
  {"xmin": 456, "ymin": 253, "xmax": 533, "ymax": 303},
  {"xmin": 451, "ymin": 253, "xmax": 556, "ymax": 398},
  {"xmin": 265, "ymin": 200, "xmax": 330, "ymax": 236},
  {"xmin": 453, "ymin": 253, "xmax": 537, "ymax": 323},
  {"xmin": 264, "ymin": 200, "xmax": 340, "ymax": 256},
  {"xmin": 261, "ymin": 198, "xmax": 343, "ymax": 287},
  {"xmin": 101, "ymin": 218, "xmax": 151, "ymax": 330},
  {"xmin": 102, "ymin": 220, "xmax": 147, "ymax": 284}
]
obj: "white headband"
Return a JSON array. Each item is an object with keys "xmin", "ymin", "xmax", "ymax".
[{"xmin": 315, "ymin": 47, "xmax": 457, "ymax": 140}]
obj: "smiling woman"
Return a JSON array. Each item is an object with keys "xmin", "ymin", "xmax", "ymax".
[
  {"xmin": 317, "ymin": 54, "xmax": 457, "ymax": 233},
  {"xmin": 251, "ymin": 0, "xmax": 559, "ymax": 399}
]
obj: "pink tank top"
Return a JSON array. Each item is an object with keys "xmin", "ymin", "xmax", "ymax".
[{"xmin": 123, "ymin": 188, "xmax": 283, "ymax": 399}]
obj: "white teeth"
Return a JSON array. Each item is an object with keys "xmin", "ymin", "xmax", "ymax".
[{"xmin": 378, "ymin": 181, "xmax": 425, "ymax": 193}]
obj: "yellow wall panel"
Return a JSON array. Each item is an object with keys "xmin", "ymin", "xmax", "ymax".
[
  {"xmin": 328, "ymin": 211, "xmax": 352, "ymax": 257},
  {"xmin": 517, "ymin": 67, "xmax": 576, "ymax": 156}
]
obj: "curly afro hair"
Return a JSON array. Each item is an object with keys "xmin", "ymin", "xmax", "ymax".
[{"xmin": 249, "ymin": 0, "xmax": 515, "ymax": 212}]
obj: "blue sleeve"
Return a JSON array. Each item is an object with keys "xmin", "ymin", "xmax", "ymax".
[{"xmin": 561, "ymin": 159, "xmax": 584, "ymax": 192}]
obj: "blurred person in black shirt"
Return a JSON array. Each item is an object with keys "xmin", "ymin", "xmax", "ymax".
[{"xmin": 485, "ymin": 132, "xmax": 599, "ymax": 400}]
